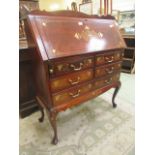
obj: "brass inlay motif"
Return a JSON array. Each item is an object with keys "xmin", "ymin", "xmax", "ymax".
[
  {"xmin": 55, "ymin": 95, "xmax": 60, "ymax": 101},
  {"xmin": 53, "ymin": 81, "xmax": 59, "ymax": 87},
  {"xmin": 85, "ymin": 26, "xmax": 90, "ymax": 30},
  {"xmin": 97, "ymin": 57, "xmax": 102, "ymax": 62},
  {"xmin": 98, "ymin": 32, "xmax": 103, "ymax": 38},
  {"xmin": 87, "ymin": 71, "xmax": 91, "ymax": 76},
  {"xmin": 57, "ymin": 64, "xmax": 63, "ymax": 71},
  {"xmin": 74, "ymin": 33, "xmax": 81, "ymax": 40},
  {"xmin": 118, "ymin": 64, "xmax": 121, "ymax": 67},
  {"xmin": 88, "ymin": 84, "xmax": 92, "ymax": 88},
  {"xmin": 87, "ymin": 59, "xmax": 92, "ymax": 64},
  {"xmin": 116, "ymin": 53, "xmax": 120, "ymax": 58},
  {"xmin": 74, "ymin": 27, "xmax": 104, "ymax": 41}
]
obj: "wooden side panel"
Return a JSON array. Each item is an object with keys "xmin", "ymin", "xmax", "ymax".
[{"xmin": 25, "ymin": 18, "xmax": 53, "ymax": 109}]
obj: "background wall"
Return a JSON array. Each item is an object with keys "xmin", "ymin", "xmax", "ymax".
[{"xmin": 39, "ymin": 0, "xmax": 135, "ymax": 13}]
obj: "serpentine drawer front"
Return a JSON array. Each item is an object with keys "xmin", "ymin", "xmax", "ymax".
[
  {"xmin": 26, "ymin": 11, "xmax": 126, "ymax": 145},
  {"xmin": 52, "ymin": 82, "xmax": 93, "ymax": 106},
  {"xmin": 49, "ymin": 56, "xmax": 94, "ymax": 76},
  {"xmin": 50, "ymin": 69, "xmax": 93, "ymax": 92}
]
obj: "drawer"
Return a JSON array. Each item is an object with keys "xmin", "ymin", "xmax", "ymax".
[
  {"xmin": 94, "ymin": 73, "xmax": 120, "ymax": 89},
  {"xmin": 96, "ymin": 51, "xmax": 123, "ymax": 66},
  {"xmin": 95, "ymin": 62, "xmax": 122, "ymax": 78},
  {"xmin": 49, "ymin": 56, "xmax": 94, "ymax": 76},
  {"xmin": 50, "ymin": 69, "xmax": 93, "ymax": 92},
  {"xmin": 52, "ymin": 82, "xmax": 93, "ymax": 106}
]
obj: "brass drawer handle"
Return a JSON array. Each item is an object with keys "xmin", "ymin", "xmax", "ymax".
[
  {"xmin": 68, "ymin": 77, "xmax": 80, "ymax": 85},
  {"xmin": 69, "ymin": 89, "xmax": 81, "ymax": 98},
  {"xmin": 70, "ymin": 62, "xmax": 83, "ymax": 71},
  {"xmin": 105, "ymin": 78, "xmax": 113, "ymax": 84},
  {"xmin": 105, "ymin": 56, "xmax": 114, "ymax": 62},
  {"xmin": 105, "ymin": 67, "xmax": 114, "ymax": 74}
]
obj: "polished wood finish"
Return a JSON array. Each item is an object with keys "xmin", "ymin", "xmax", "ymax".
[{"xmin": 26, "ymin": 11, "xmax": 126, "ymax": 144}]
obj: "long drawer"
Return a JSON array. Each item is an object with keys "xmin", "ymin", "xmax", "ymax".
[
  {"xmin": 95, "ymin": 61, "xmax": 122, "ymax": 78},
  {"xmin": 52, "ymin": 73, "xmax": 120, "ymax": 106},
  {"xmin": 50, "ymin": 69, "xmax": 93, "ymax": 92},
  {"xmin": 95, "ymin": 51, "xmax": 123, "ymax": 66}
]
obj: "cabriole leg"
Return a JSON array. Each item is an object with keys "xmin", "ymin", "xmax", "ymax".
[
  {"xmin": 49, "ymin": 111, "xmax": 58, "ymax": 145},
  {"xmin": 112, "ymin": 81, "xmax": 121, "ymax": 108},
  {"xmin": 38, "ymin": 107, "xmax": 44, "ymax": 123}
]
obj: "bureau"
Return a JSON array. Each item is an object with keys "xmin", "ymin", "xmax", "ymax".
[{"xmin": 26, "ymin": 10, "xmax": 126, "ymax": 144}]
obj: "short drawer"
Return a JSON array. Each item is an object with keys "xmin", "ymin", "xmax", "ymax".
[
  {"xmin": 94, "ymin": 73, "xmax": 120, "ymax": 89},
  {"xmin": 95, "ymin": 62, "xmax": 122, "ymax": 78},
  {"xmin": 50, "ymin": 69, "xmax": 93, "ymax": 92},
  {"xmin": 49, "ymin": 56, "xmax": 94, "ymax": 76},
  {"xmin": 52, "ymin": 82, "xmax": 93, "ymax": 106},
  {"xmin": 95, "ymin": 51, "xmax": 123, "ymax": 66}
]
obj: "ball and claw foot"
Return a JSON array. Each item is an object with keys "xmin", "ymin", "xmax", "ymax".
[
  {"xmin": 52, "ymin": 137, "xmax": 58, "ymax": 145},
  {"xmin": 38, "ymin": 108, "xmax": 44, "ymax": 123},
  {"xmin": 112, "ymin": 102, "xmax": 117, "ymax": 108},
  {"xmin": 38, "ymin": 117, "xmax": 44, "ymax": 122}
]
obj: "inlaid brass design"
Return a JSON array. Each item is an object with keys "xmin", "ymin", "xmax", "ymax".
[
  {"xmin": 87, "ymin": 71, "xmax": 91, "ymax": 76},
  {"xmin": 116, "ymin": 53, "xmax": 120, "ymax": 58},
  {"xmin": 74, "ymin": 33, "xmax": 81, "ymax": 40},
  {"xmin": 57, "ymin": 64, "xmax": 64, "ymax": 71},
  {"xmin": 98, "ymin": 32, "xmax": 103, "ymax": 38},
  {"xmin": 55, "ymin": 95, "xmax": 60, "ymax": 101},
  {"xmin": 88, "ymin": 84, "xmax": 92, "ymax": 88},
  {"xmin": 53, "ymin": 81, "xmax": 59, "ymax": 87},
  {"xmin": 87, "ymin": 59, "xmax": 92, "ymax": 64},
  {"xmin": 118, "ymin": 64, "xmax": 121, "ymax": 67},
  {"xmin": 74, "ymin": 27, "xmax": 104, "ymax": 41},
  {"xmin": 97, "ymin": 57, "xmax": 102, "ymax": 62}
]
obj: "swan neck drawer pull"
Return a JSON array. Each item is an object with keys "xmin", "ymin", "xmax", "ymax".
[
  {"xmin": 69, "ymin": 90, "xmax": 81, "ymax": 98},
  {"xmin": 68, "ymin": 77, "xmax": 80, "ymax": 85},
  {"xmin": 105, "ymin": 67, "xmax": 114, "ymax": 74},
  {"xmin": 105, "ymin": 56, "xmax": 114, "ymax": 62},
  {"xmin": 70, "ymin": 62, "xmax": 83, "ymax": 71}
]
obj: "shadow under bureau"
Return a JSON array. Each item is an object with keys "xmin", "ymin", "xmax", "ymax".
[{"xmin": 26, "ymin": 10, "xmax": 126, "ymax": 144}]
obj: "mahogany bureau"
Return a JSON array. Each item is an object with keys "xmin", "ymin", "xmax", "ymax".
[{"xmin": 26, "ymin": 11, "xmax": 126, "ymax": 144}]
